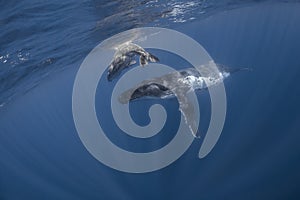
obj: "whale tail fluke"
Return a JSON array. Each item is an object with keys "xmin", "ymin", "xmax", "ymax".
[
  {"xmin": 140, "ymin": 53, "xmax": 159, "ymax": 66},
  {"xmin": 148, "ymin": 53, "xmax": 159, "ymax": 63}
]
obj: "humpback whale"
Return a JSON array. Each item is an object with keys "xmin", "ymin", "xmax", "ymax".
[
  {"xmin": 119, "ymin": 62, "xmax": 250, "ymax": 137},
  {"xmin": 107, "ymin": 42, "xmax": 159, "ymax": 81}
]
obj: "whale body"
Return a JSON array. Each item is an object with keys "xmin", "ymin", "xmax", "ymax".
[
  {"xmin": 119, "ymin": 63, "xmax": 249, "ymax": 103},
  {"xmin": 118, "ymin": 62, "xmax": 250, "ymax": 137},
  {"xmin": 107, "ymin": 42, "xmax": 159, "ymax": 81}
]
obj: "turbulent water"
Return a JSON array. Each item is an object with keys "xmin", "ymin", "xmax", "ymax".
[{"xmin": 0, "ymin": 0, "xmax": 295, "ymax": 107}]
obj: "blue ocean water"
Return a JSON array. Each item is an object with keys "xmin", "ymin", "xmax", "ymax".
[{"xmin": 1, "ymin": 0, "xmax": 300, "ymax": 199}]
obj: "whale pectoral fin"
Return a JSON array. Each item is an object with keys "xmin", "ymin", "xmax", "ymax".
[
  {"xmin": 140, "ymin": 55, "xmax": 148, "ymax": 66},
  {"xmin": 135, "ymin": 48, "xmax": 159, "ymax": 66},
  {"xmin": 172, "ymin": 87, "xmax": 199, "ymax": 138},
  {"xmin": 148, "ymin": 53, "xmax": 159, "ymax": 62}
]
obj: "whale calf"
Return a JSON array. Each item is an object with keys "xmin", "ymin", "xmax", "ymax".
[{"xmin": 107, "ymin": 42, "xmax": 159, "ymax": 81}]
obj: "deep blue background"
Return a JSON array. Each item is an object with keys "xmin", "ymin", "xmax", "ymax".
[{"xmin": 1, "ymin": 1, "xmax": 300, "ymax": 199}]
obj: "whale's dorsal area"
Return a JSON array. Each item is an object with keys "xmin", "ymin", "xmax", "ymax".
[
  {"xmin": 107, "ymin": 42, "xmax": 159, "ymax": 81},
  {"xmin": 118, "ymin": 63, "xmax": 240, "ymax": 103}
]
